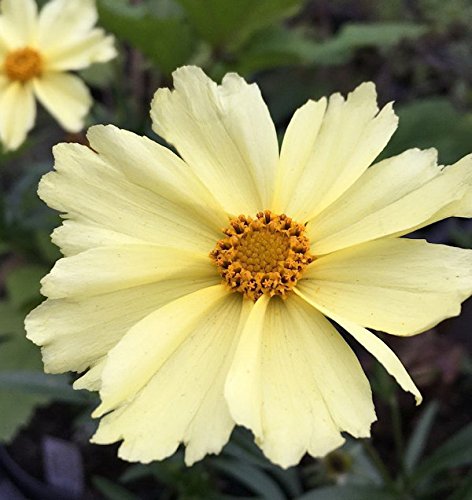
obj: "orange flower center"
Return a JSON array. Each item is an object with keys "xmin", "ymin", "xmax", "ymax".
[
  {"xmin": 210, "ymin": 210, "xmax": 314, "ymax": 301},
  {"xmin": 4, "ymin": 47, "xmax": 43, "ymax": 82}
]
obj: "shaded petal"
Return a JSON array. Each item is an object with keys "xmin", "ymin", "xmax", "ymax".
[
  {"xmin": 26, "ymin": 276, "xmax": 218, "ymax": 374},
  {"xmin": 73, "ymin": 358, "xmax": 106, "ymax": 391},
  {"xmin": 0, "ymin": 0, "xmax": 38, "ymax": 47},
  {"xmin": 39, "ymin": 142, "xmax": 222, "ymax": 252},
  {"xmin": 41, "ymin": 244, "xmax": 216, "ymax": 299},
  {"xmin": 226, "ymin": 296, "xmax": 375, "ymax": 468},
  {"xmin": 151, "ymin": 66, "xmax": 279, "ymax": 214},
  {"xmin": 308, "ymin": 150, "xmax": 472, "ymax": 255},
  {"xmin": 33, "ymin": 72, "xmax": 91, "ymax": 132},
  {"xmin": 297, "ymin": 238, "xmax": 472, "ymax": 336},
  {"xmin": 276, "ymin": 83, "xmax": 397, "ymax": 220},
  {"xmin": 0, "ymin": 81, "xmax": 36, "ymax": 151},
  {"xmin": 92, "ymin": 288, "xmax": 246, "ymax": 465},
  {"xmin": 331, "ymin": 316, "xmax": 421, "ymax": 404},
  {"xmin": 390, "ymin": 154, "xmax": 472, "ymax": 237}
]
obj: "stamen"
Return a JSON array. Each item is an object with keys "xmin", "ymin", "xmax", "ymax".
[
  {"xmin": 210, "ymin": 210, "xmax": 314, "ymax": 301},
  {"xmin": 4, "ymin": 47, "xmax": 43, "ymax": 82}
]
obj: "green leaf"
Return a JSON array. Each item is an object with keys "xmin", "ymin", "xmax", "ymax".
[
  {"xmin": 92, "ymin": 476, "xmax": 140, "ymax": 500},
  {"xmin": 0, "ymin": 371, "xmax": 89, "ymax": 403},
  {"xmin": 0, "ymin": 302, "xmax": 24, "ymax": 336},
  {"xmin": 5, "ymin": 264, "xmax": 47, "ymax": 310},
  {"xmin": 0, "ymin": 315, "xmax": 49, "ymax": 442},
  {"xmin": 97, "ymin": 0, "xmax": 195, "ymax": 73},
  {"xmin": 210, "ymin": 458, "xmax": 287, "ymax": 500},
  {"xmin": 412, "ymin": 422, "xmax": 472, "ymax": 483},
  {"xmin": 382, "ymin": 98, "xmax": 472, "ymax": 165},
  {"xmin": 176, "ymin": 0, "xmax": 304, "ymax": 50},
  {"xmin": 296, "ymin": 485, "xmax": 397, "ymax": 500},
  {"xmin": 232, "ymin": 27, "xmax": 322, "ymax": 75},
  {"xmin": 448, "ymin": 473, "xmax": 472, "ymax": 500},
  {"xmin": 310, "ymin": 22, "xmax": 427, "ymax": 65},
  {"xmin": 404, "ymin": 401, "xmax": 439, "ymax": 473}
]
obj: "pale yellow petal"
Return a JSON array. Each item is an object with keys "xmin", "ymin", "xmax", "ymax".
[
  {"xmin": 40, "ymin": 244, "xmax": 215, "ymax": 299},
  {"xmin": 43, "ymin": 30, "xmax": 116, "ymax": 71},
  {"xmin": 26, "ymin": 276, "xmax": 218, "ymax": 374},
  {"xmin": 278, "ymin": 82, "xmax": 398, "ymax": 220},
  {"xmin": 272, "ymin": 98, "xmax": 327, "ymax": 211},
  {"xmin": 0, "ymin": 0, "xmax": 38, "ymax": 47},
  {"xmin": 51, "ymin": 220, "xmax": 148, "ymax": 257},
  {"xmin": 0, "ymin": 81, "xmax": 36, "ymax": 151},
  {"xmin": 151, "ymin": 66, "xmax": 279, "ymax": 214},
  {"xmin": 92, "ymin": 289, "xmax": 245, "ymax": 465},
  {"xmin": 86, "ymin": 125, "xmax": 226, "ymax": 231},
  {"xmin": 38, "ymin": 0, "xmax": 96, "ymax": 48},
  {"xmin": 224, "ymin": 294, "xmax": 269, "ymax": 440},
  {"xmin": 39, "ymin": 143, "xmax": 221, "ymax": 252},
  {"xmin": 38, "ymin": 0, "xmax": 115, "ymax": 70},
  {"xmin": 331, "ymin": 316, "xmax": 421, "ymax": 404},
  {"xmin": 226, "ymin": 296, "xmax": 375, "ymax": 468},
  {"xmin": 33, "ymin": 72, "xmax": 91, "ymax": 132},
  {"xmin": 298, "ymin": 238, "xmax": 472, "ymax": 336},
  {"xmin": 256, "ymin": 297, "xmax": 346, "ymax": 467},
  {"xmin": 308, "ymin": 150, "xmax": 472, "ymax": 255},
  {"xmin": 94, "ymin": 285, "xmax": 230, "ymax": 416},
  {"xmin": 73, "ymin": 358, "xmax": 106, "ymax": 391},
  {"xmin": 389, "ymin": 154, "xmax": 472, "ymax": 237}
]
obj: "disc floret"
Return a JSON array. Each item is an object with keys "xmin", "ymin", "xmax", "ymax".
[
  {"xmin": 210, "ymin": 210, "xmax": 314, "ymax": 301},
  {"xmin": 4, "ymin": 47, "xmax": 43, "ymax": 82}
]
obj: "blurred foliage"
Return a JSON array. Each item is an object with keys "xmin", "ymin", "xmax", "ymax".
[{"xmin": 1, "ymin": 0, "xmax": 471, "ymax": 498}]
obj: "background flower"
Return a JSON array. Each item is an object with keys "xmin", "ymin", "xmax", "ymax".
[{"xmin": 0, "ymin": 0, "xmax": 115, "ymax": 151}]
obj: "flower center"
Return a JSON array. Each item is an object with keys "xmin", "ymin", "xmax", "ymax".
[
  {"xmin": 4, "ymin": 48, "xmax": 43, "ymax": 82},
  {"xmin": 210, "ymin": 210, "xmax": 313, "ymax": 301}
]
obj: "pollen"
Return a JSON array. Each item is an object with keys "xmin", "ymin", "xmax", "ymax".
[
  {"xmin": 210, "ymin": 210, "xmax": 314, "ymax": 301},
  {"xmin": 4, "ymin": 47, "xmax": 43, "ymax": 82}
]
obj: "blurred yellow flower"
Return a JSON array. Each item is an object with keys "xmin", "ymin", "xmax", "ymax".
[
  {"xmin": 26, "ymin": 66, "xmax": 472, "ymax": 468},
  {"xmin": 0, "ymin": 0, "xmax": 115, "ymax": 151}
]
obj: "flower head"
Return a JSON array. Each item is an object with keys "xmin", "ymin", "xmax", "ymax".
[
  {"xmin": 26, "ymin": 66, "xmax": 472, "ymax": 468},
  {"xmin": 0, "ymin": 0, "xmax": 116, "ymax": 151}
]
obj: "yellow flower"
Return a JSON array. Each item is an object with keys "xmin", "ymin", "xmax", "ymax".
[
  {"xmin": 25, "ymin": 66, "xmax": 472, "ymax": 468},
  {"xmin": 0, "ymin": 0, "xmax": 115, "ymax": 151}
]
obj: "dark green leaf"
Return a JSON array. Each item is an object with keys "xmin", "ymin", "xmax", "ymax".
[
  {"xmin": 296, "ymin": 485, "xmax": 397, "ymax": 500},
  {"xmin": 97, "ymin": 0, "xmax": 195, "ymax": 73},
  {"xmin": 0, "ymin": 371, "xmax": 89, "ymax": 403},
  {"xmin": 404, "ymin": 401, "xmax": 439, "ymax": 473},
  {"xmin": 210, "ymin": 458, "xmax": 286, "ymax": 500},
  {"xmin": 310, "ymin": 22, "xmax": 427, "ymax": 65},
  {"xmin": 5, "ymin": 264, "xmax": 47, "ymax": 310},
  {"xmin": 232, "ymin": 27, "xmax": 322, "ymax": 75},
  {"xmin": 92, "ymin": 476, "xmax": 140, "ymax": 500},
  {"xmin": 448, "ymin": 473, "xmax": 472, "ymax": 500},
  {"xmin": 176, "ymin": 0, "xmax": 303, "ymax": 50},
  {"xmin": 382, "ymin": 98, "xmax": 472, "ymax": 164},
  {"xmin": 0, "ymin": 302, "xmax": 24, "ymax": 336},
  {"xmin": 0, "ymin": 321, "xmax": 48, "ymax": 442},
  {"xmin": 412, "ymin": 422, "xmax": 472, "ymax": 483}
]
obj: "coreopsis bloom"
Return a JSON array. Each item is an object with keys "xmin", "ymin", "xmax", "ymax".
[
  {"xmin": 26, "ymin": 66, "xmax": 472, "ymax": 468},
  {"xmin": 0, "ymin": 0, "xmax": 115, "ymax": 151}
]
